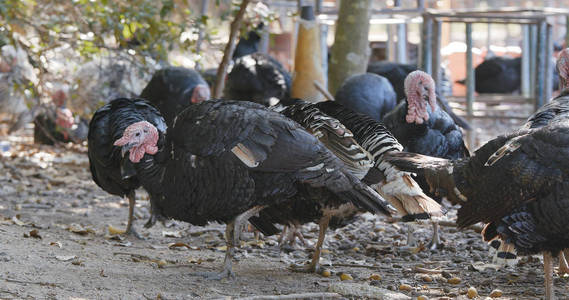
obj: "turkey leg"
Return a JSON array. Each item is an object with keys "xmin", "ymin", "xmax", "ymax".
[
  {"xmin": 279, "ymin": 223, "xmax": 307, "ymax": 247},
  {"xmin": 192, "ymin": 206, "xmax": 265, "ymax": 280},
  {"xmin": 558, "ymin": 249, "xmax": 569, "ymax": 275},
  {"xmin": 543, "ymin": 251, "xmax": 556, "ymax": 300},
  {"xmin": 427, "ymin": 221, "xmax": 442, "ymax": 250},
  {"xmin": 124, "ymin": 191, "xmax": 144, "ymax": 239},
  {"xmin": 292, "ymin": 215, "xmax": 330, "ymax": 273}
]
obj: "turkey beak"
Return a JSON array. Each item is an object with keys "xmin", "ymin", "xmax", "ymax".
[{"xmin": 121, "ymin": 143, "xmax": 135, "ymax": 157}]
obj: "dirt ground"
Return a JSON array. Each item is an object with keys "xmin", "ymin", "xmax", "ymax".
[{"xmin": 0, "ymin": 111, "xmax": 568, "ymax": 300}]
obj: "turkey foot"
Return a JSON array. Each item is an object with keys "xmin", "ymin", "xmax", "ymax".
[
  {"xmin": 191, "ymin": 247, "xmax": 236, "ymax": 280},
  {"xmin": 279, "ymin": 224, "xmax": 307, "ymax": 248},
  {"xmin": 125, "ymin": 191, "xmax": 145, "ymax": 240},
  {"xmin": 191, "ymin": 206, "xmax": 265, "ymax": 280},
  {"xmin": 427, "ymin": 221, "xmax": 443, "ymax": 250},
  {"xmin": 290, "ymin": 216, "xmax": 329, "ymax": 274},
  {"xmin": 543, "ymin": 251, "xmax": 556, "ymax": 300},
  {"xmin": 558, "ymin": 249, "xmax": 569, "ymax": 275},
  {"xmin": 399, "ymin": 222, "xmax": 417, "ymax": 250}
]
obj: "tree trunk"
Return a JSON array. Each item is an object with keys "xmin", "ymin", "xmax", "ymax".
[
  {"xmin": 328, "ymin": 0, "xmax": 372, "ymax": 95},
  {"xmin": 213, "ymin": 0, "xmax": 251, "ymax": 99}
]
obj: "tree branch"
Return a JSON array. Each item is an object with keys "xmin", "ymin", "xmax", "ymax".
[{"xmin": 213, "ymin": 0, "xmax": 251, "ymax": 99}]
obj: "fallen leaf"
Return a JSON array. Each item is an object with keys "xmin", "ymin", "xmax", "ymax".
[
  {"xmin": 100, "ymin": 269, "xmax": 107, "ymax": 277},
  {"xmin": 23, "ymin": 229, "xmax": 42, "ymax": 239},
  {"xmin": 11, "ymin": 215, "xmax": 26, "ymax": 226},
  {"xmin": 162, "ymin": 230, "xmax": 182, "ymax": 238},
  {"xmin": 188, "ymin": 257, "xmax": 203, "ymax": 264},
  {"xmin": 471, "ymin": 262, "xmax": 500, "ymax": 272},
  {"xmin": 108, "ymin": 225, "xmax": 126, "ymax": 235},
  {"xmin": 50, "ymin": 241, "xmax": 62, "ymax": 248},
  {"xmin": 116, "ymin": 241, "xmax": 132, "ymax": 247},
  {"xmin": 67, "ymin": 224, "xmax": 95, "ymax": 236},
  {"xmin": 55, "ymin": 255, "xmax": 76, "ymax": 261},
  {"xmin": 168, "ymin": 242, "xmax": 192, "ymax": 250},
  {"xmin": 71, "ymin": 259, "xmax": 83, "ymax": 266}
]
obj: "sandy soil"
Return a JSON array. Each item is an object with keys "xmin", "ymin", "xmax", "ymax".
[{"xmin": 0, "ymin": 116, "xmax": 568, "ymax": 300}]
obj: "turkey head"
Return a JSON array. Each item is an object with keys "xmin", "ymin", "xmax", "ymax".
[
  {"xmin": 404, "ymin": 70, "xmax": 436, "ymax": 125},
  {"xmin": 557, "ymin": 48, "xmax": 569, "ymax": 90},
  {"xmin": 191, "ymin": 84, "xmax": 210, "ymax": 104},
  {"xmin": 114, "ymin": 121, "xmax": 159, "ymax": 163}
]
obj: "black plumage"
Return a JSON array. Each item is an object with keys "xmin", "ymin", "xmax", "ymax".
[
  {"xmin": 383, "ymin": 101, "xmax": 469, "ymax": 160},
  {"xmin": 367, "ymin": 61, "xmax": 417, "ymax": 101},
  {"xmin": 384, "ymin": 89, "xmax": 569, "ymax": 299},
  {"xmin": 87, "ymin": 98, "xmax": 167, "ymax": 237},
  {"xmin": 119, "ymin": 99, "xmax": 393, "ymax": 277},
  {"xmin": 233, "ymin": 23, "xmax": 264, "ymax": 59},
  {"xmin": 334, "ymin": 73, "xmax": 397, "ymax": 121},
  {"xmin": 473, "ymin": 56, "xmax": 521, "ymax": 94},
  {"xmin": 224, "ymin": 52, "xmax": 291, "ymax": 107},
  {"xmin": 368, "ymin": 61, "xmax": 470, "ymax": 130},
  {"xmin": 140, "ymin": 66, "xmax": 210, "ymax": 126}
]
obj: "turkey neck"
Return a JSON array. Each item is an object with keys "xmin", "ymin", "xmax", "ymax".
[{"xmin": 133, "ymin": 132, "xmax": 170, "ymax": 198}]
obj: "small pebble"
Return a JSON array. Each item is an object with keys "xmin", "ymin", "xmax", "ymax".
[
  {"xmin": 441, "ymin": 271, "xmax": 452, "ymax": 278},
  {"xmin": 447, "ymin": 277, "xmax": 461, "ymax": 284},
  {"xmin": 417, "ymin": 296, "xmax": 428, "ymax": 300},
  {"xmin": 399, "ymin": 283, "xmax": 413, "ymax": 291},
  {"xmin": 489, "ymin": 289, "xmax": 503, "ymax": 298},
  {"xmin": 467, "ymin": 287, "xmax": 478, "ymax": 299},
  {"xmin": 321, "ymin": 269, "xmax": 331, "ymax": 277},
  {"xmin": 421, "ymin": 275, "xmax": 433, "ymax": 282}
]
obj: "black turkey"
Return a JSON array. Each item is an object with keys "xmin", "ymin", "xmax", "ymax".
[
  {"xmin": 224, "ymin": 52, "xmax": 291, "ymax": 107},
  {"xmin": 140, "ymin": 66, "xmax": 210, "ymax": 126},
  {"xmin": 383, "ymin": 49, "xmax": 569, "ymax": 300},
  {"xmin": 381, "ymin": 70, "xmax": 469, "ymax": 249},
  {"xmin": 88, "ymin": 98, "xmax": 167, "ymax": 238},
  {"xmin": 367, "ymin": 61, "xmax": 470, "ymax": 130},
  {"xmin": 114, "ymin": 99, "xmax": 395, "ymax": 278},
  {"xmin": 334, "ymin": 73, "xmax": 397, "ymax": 121}
]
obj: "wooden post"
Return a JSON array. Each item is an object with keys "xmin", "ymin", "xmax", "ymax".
[{"xmin": 213, "ymin": 0, "xmax": 251, "ymax": 99}]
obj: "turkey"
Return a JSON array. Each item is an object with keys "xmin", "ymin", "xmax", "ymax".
[
  {"xmin": 334, "ymin": 73, "xmax": 397, "ymax": 121},
  {"xmin": 233, "ymin": 23, "xmax": 264, "ymax": 60},
  {"xmin": 225, "ymin": 54, "xmax": 442, "ymax": 250},
  {"xmin": 34, "ymin": 89, "xmax": 89, "ymax": 145},
  {"xmin": 315, "ymin": 100, "xmax": 446, "ymax": 248},
  {"xmin": 139, "ymin": 66, "xmax": 210, "ymax": 126},
  {"xmin": 224, "ymin": 52, "xmax": 291, "ymax": 107},
  {"xmin": 381, "ymin": 70, "xmax": 470, "ymax": 249},
  {"xmin": 383, "ymin": 50, "xmax": 569, "ymax": 300},
  {"xmin": 367, "ymin": 61, "xmax": 470, "ymax": 130},
  {"xmin": 114, "ymin": 99, "xmax": 395, "ymax": 278},
  {"xmin": 456, "ymin": 56, "xmax": 521, "ymax": 94},
  {"xmin": 88, "ymin": 98, "xmax": 167, "ymax": 238}
]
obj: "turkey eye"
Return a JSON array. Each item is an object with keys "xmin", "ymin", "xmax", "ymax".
[
  {"xmin": 135, "ymin": 132, "xmax": 140, "ymax": 137},
  {"xmin": 143, "ymin": 129, "xmax": 148, "ymax": 133}
]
